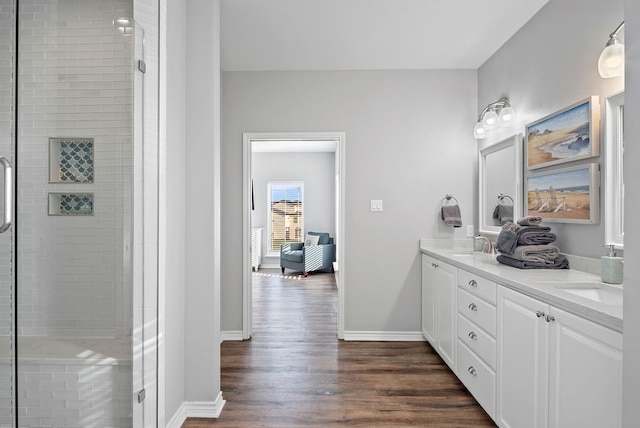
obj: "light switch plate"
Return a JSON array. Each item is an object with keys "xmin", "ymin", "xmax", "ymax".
[
  {"xmin": 467, "ymin": 225, "xmax": 474, "ymax": 237},
  {"xmin": 370, "ymin": 200, "xmax": 383, "ymax": 212}
]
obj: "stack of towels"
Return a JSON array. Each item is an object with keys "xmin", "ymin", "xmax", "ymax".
[{"xmin": 496, "ymin": 216, "xmax": 569, "ymax": 269}]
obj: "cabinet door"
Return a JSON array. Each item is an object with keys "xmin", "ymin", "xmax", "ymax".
[
  {"xmin": 435, "ymin": 261, "xmax": 457, "ymax": 370},
  {"xmin": 421, "ymin": 255, "xmax": 436, "ymax": 343},
  {"xmin": 497, "ymin": 286, "xmax": 549, "ymax": 428},
  {"xmin": 548, "ymin": 307, "xmax": 622, "ymax": 428}
]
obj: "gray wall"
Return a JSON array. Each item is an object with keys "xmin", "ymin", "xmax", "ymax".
[
  {"xmin": 252, "ymin": 151, "xmax": 336, "ymax": 266},
  {"xmin": 222, "ymin": 70, "xmax": 477, "ymax": 333},
  {"xmin": 163, "ymin": 0, "xmax": 222, "ymax": 419},
  {"xmin": 184, "ymin": 0, "xmax": 221, "ymax": 403},
  {"xmin": 478, "ymin": 0, "xmax": 624, "ymax": 259},
  {"xmin": 164, "ymin": 0, "xmax": 186, "ymax": 420},
  {"xmin": 623, "ymin": 0, "xmax": 640, "ymax": 424}
]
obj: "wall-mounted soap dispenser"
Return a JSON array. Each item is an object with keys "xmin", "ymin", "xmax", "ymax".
[{"xmin": 601, "ymin": 245, "xmax": 623, "ymax": 284}]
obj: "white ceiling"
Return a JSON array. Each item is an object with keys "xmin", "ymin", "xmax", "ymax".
[{"xmin": 221, "ymin": 0, "xmax": 549, "ymax": 71}]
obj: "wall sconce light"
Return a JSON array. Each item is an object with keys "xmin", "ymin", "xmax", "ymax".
[
  {"xmin": 473, "ymin": 97, "xmax": 517, "ymax": 139},
  {"xmin": 598, "ymin": 21, "xmax": 625, "ymax": 78}
]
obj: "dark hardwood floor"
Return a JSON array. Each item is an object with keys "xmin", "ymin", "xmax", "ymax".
[{"xmin": 183, "ymin": 269, "xmax": 495, "ymax": 427}]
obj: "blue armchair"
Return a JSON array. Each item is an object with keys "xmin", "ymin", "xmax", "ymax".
[{"xmin": 280, "ymin": 232, "xmax": 336, "ymax": 276}]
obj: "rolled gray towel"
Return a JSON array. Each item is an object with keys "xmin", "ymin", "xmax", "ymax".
[
  {"xmin": 441, "ymin": 204, "xmax": 462, "ymax": 228},
  {"xmin": 502, "ymin": 222, "xmax": 521, "ymax": 232},
  {"xmin": 512, "ymin": 244, "xmax": 560, "ymax": 264},
  {"xmin": 497, "ymin": 254, "xmax": 569, "ymax": 269},
  {"xmin": 517, "ymin": 216, "xmax": 543, "ymax": 226},
  {"xmin": 497, "ymin": 229, "xmax": 517, "ymax": 255},
  {"xmin": 517, "ymin": 230, "xmax": 557, "ymax": 246}
]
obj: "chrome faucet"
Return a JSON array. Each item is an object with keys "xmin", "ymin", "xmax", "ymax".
[{"xmin": 474, "ymin": 236, "xmax": 496, "ymax": 254}]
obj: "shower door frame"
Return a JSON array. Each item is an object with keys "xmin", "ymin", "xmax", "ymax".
[{"xmin": 2, "ymin": 1, "xmax": 160, "ymax": 427}]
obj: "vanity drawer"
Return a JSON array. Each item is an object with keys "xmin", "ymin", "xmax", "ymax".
[
  {"xmin": 457, "ymin": 339, "xmax": 496, "ymax": 419},
  {"xmin": 457, "ymin": 269, "xmax": 496, "ymax": 304},
  {"xmin": 457, "ymin": 288, "xmax": 496, "ymax": 337},
  {"xmin": 457, "ymin": 313, "xmax": 496, "ymax": 370}
]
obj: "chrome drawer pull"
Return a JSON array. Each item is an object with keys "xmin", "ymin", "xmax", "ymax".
[
  {"xmin": 468, "ymin": 366, "xmax": 477, "ymax": 376},
  {"xmin": 545, "ymin": 314, "xmax": 555, "ymax": 323},
  {"xmin": 468, "ymin": 303, "xmax": 477, "ymax": 311},
  {"xmin": 468, "ymin": 279, "xmax": 478, "ymax": 287},
  {"xmin": 468, "ymin": 331, "xmax": 477, "ymax": 340},
  {"xmin": 536, "ymin": 310, "xmax": 545, "ymax": 318}
]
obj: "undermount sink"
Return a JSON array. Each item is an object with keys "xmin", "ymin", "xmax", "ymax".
[{"xmin": 539, "ymin": 281, "xmax": 623, "ymax": 306}]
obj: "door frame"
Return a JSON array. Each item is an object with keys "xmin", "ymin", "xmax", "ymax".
[{"xmin": 242, "ymin": 132, "xmax": 346, "ymax": 339}]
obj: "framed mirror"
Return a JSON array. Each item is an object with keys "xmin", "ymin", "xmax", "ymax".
[
  {"xmin": 605, "ymin": 91, "xmax": 624, "ymax": 248},
  {"xmin": 479, "ymin": 134, "xmax": 523, "ymax": 235}
]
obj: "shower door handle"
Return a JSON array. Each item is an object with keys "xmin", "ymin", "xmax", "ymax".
[{"xmin": 0, "ymin": 157, "xmax": 13, "ymax": 233}]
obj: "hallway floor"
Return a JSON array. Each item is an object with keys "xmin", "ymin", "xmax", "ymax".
[{"xmin": 183, "ymin": 269, "xmax": 495, "ymax": 427}]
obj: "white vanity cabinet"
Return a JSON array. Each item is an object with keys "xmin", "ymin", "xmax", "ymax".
[
  {"xmin": 421, "ymin": 254, "xmax": 457, "ymax": 371},
  {"xmin": 497, "ymin": 285, "xmax": 622, "ymax": 428},
  {"xmin": 456, "ymin": 269, "xmax": 497, "ymax": 419}
]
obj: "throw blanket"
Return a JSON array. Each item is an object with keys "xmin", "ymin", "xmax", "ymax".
[
  {"xmin": 512, "ymin": 244, "xmax": 560, "ymax": 264},
  {"xmin": 497, "ymin": 254, "xmax": 569, "ymax": 270}
]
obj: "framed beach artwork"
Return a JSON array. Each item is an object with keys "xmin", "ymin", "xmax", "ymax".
[
  {"xmin": 526, "ymin": 96, "xmax": 600, "ymax": 170},
  {"xmin": 525, "ymin": 163, "xmax": 600, "ymax": 224}
]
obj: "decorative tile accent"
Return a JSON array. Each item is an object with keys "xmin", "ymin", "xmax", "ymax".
[
  {"xmin": 48, "ymin": 193, "xmax": 94, "ymax": 216},
  {"xmin": 49, "ymin": 138, "xmax": 94, "ymax": 183}
]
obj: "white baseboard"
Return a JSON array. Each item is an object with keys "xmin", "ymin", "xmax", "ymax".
[
  {"xmin": 166, "ymin": 392, "xmax": 226, "ymax": 428},
  {"xmin": 342, "ymin": 331, "xmax": 426, "ymax": 341},
  {"xmin": 221, "ymin": 330, "xmax": 244, "ymax": 342},
  {"xmin": 257, "ymin": 263, "xmax": 280, "ymax": 269}
]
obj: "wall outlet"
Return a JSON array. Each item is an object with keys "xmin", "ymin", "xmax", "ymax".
[
  {"xmin": 370, "ymin": 200, "xmax": 383, "ymax": 212},
  {"xmin": 466, "ymin": 225, "xmax": 475, "ymax": 237}
]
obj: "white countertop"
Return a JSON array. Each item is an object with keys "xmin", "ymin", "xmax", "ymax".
[{"xmin": 419, "ymin": 240, "xmax": 623, "ymax": 332}]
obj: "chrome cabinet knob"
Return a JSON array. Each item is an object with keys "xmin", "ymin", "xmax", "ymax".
[
  {"xmin": 468, "ymin": 331, "xmax": 477, "ymax": 340},
  {"xmin": 545, "ymin": 315, "xmax": 555, "ymax": 323},
  {"xmin": 536, "ymin": 310, "xmax": 545, "ymax": 318},
  {"xmin": 468, "ymin": 366, "xmax": 477, "ymax": 376},
  {"xmin": 468, "ymin": 303, "xmax": 478, "ymax": 311},
  {"xmin": 468, "ymin": 279, "xmax": 477, "ymax": 288}
]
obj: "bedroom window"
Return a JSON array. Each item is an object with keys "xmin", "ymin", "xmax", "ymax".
[{"xmin": 268, "ymin": 181, "xmax": 304, "ymax": 254}]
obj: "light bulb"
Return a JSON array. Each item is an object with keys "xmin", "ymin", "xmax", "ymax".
[
  {"xmin": 474, "ymin": 121, "xmax": 487, "ymax": 139},
  {"xmin": 498, "ymin": 106, "xmax": 516, "ymax": 127},
  {"xmin": 482, "ymin": 110, "xmax": 498, "ymax": 130},
  {"xmin": 598, "ymin": 42, "xmax": 624, "ymax": 78}
]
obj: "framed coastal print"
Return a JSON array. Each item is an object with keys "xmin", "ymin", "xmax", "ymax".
[
  {"xmin": 525, "ymin": 96, "xmax": 600, "ymax": 170},
  {"xmin": 525, "ymin": 163, "xmax": 600, "ymax": 224}
]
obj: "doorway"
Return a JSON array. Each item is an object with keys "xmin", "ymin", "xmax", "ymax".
[{"xmin": 242, "ymin": 132, "xmax": 346, "ymax": 340}]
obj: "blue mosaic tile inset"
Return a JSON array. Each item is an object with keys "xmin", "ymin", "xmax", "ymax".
[
  {"xmin": 51, "ymin": 138, "xmax": 94, "ymax": 183},
  {"xmin": 50, "ymin": 193, "xmax": 94, "ymax": 216}
]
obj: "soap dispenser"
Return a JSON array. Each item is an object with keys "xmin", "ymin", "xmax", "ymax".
[{"xmin": 601, "ymin": 245, "xmax": 623, "ymax": 284}]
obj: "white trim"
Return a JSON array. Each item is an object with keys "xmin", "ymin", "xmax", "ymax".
[
  {"xmin": 243, "ymin": 132, "xmax": 346, "ymax": 341},
  {"xmin": 221, "ymin": 330, "xmax": 244, "ymax": 342},
  {"xmin": 165, "ymin": 393, "xmax": 226, "ymax": 428},
  {"xmin": 257, "ymin": 263, "xmax": 280, "ymax": 269},
  {"xmin": 343, "ymin": 331, "xmax": 426, "ymax": 342}
]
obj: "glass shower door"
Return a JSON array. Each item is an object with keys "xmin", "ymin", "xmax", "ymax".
[{"xmin": 0, "ymin": 1, "xmax": 16, "ymax": 427}]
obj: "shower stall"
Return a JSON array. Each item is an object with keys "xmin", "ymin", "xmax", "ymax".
[{"xmin": 0, "ymin": 0, "xmax": 158, "ymax": 426}]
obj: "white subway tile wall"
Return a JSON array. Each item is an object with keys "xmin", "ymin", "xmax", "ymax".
[
  {"xmin": 17, "ymin": 0, "xmax": 135, "ymax": 338},
  {"xmin": 0, "ymin": 0, "xmax": 15, "ymax": 338},
  {"xmin": 15, "ymin": 361, "xmax": 132, "ymax": 426}
]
